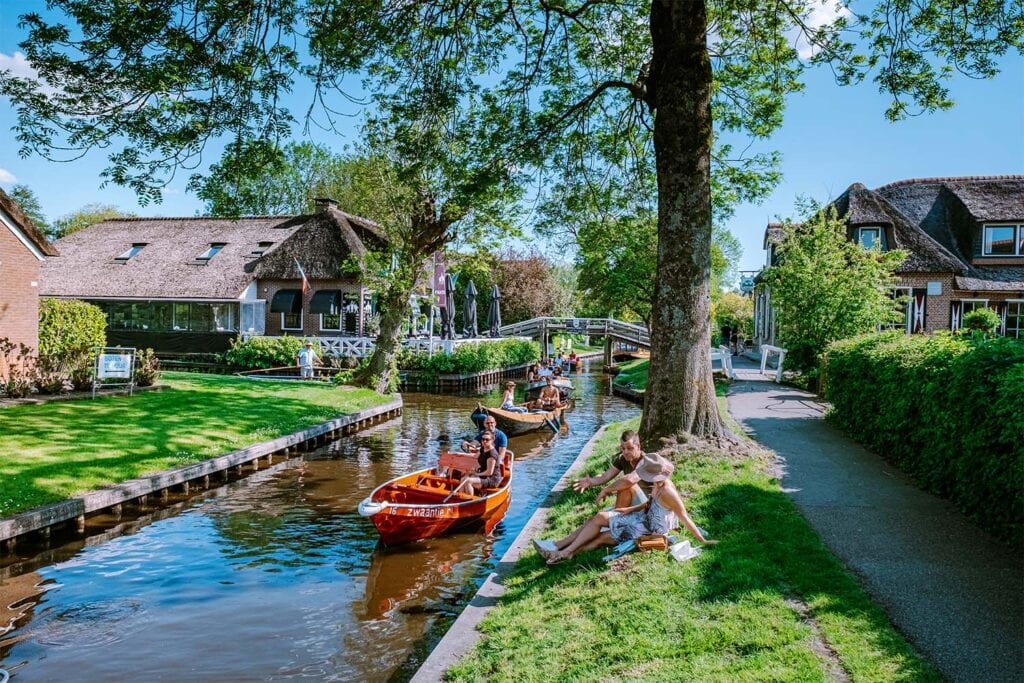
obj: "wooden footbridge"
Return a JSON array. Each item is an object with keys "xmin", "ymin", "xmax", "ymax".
[{"xmin": 497, "ymin": 317, "xmax": 650, "ymax": 363}]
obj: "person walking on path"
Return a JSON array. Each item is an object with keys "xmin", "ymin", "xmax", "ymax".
[
  {"xmin": 296, "ymin": 341, "xmax": 318, "ymax": 379},
  {"xmin": 725, "ymin": 354, "xmax": 1023, "ymax": 683}
]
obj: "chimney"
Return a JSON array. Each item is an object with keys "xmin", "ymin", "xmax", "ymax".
[{"xmin": 314, "ymin": 197, "xmax": 338, "ymax": 213}]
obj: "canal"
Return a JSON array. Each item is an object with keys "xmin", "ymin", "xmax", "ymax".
[{"xmin": 0, "ymin": 363, "xmax": 639, "ymax": 681}]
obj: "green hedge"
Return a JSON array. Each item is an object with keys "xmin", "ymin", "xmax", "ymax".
[
  {"xmin": 824, "ymin": 332, "xmax": 1024, "ymax": 546},
  {"xmin": 224, "ymin": 336, "xmax": 318, "ymax": 369},
  {"xmin": 400, "ymin": 339, "xmax": 540, "ymax": 376},
  {"xmin": 38, "ymin": 298, "xmax": 106, "ymax": 370}
]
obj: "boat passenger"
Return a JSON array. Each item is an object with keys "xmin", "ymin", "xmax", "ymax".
[
  {"xmin": 533, "ymin": 453, "xmax": 717, "ymax": 565},
  {"xmin": 457, "ymin": 432, "xmax": 503, "ymax": 497},
  {"xmin": 461, "ymin": 416, "xmax": 508, "ymax": 461},
  {"xmin": 536, "ymin": 376, "xmax": 562, "ymax": 411},
  {"xmin": 536, "ymin": 362, "xmax": 553, "ymax": 378},
  {"xmin": 501, "ymin": 382, "xmax": 529, "ymax": 413}
]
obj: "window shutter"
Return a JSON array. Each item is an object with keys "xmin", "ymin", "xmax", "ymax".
[
  {"xmin": 993, "ymin": 301, "xmax": 1008, "ymax": 336},
  {"xmin": 949, "ymin": 300, "xmax": 963, "ymax": 331},
  {"xmin": 911, "ymin": 288, "xmax": 927, "ymax": 333}
]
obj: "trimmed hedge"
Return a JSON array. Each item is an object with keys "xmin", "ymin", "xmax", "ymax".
[
  {"xmin": 224, "ymin": 335, "xmax": 318, "ymax": 369},
  {"xmin": 400, "ymin": 339, "xmax": 540, "ymax": 376},
  {"xmin": 824, "ymin": 332, "xmax": 1024, "ymax": 546}
]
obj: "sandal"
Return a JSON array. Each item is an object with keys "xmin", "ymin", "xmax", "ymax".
[{"xmin": 546, "ymin": 552, "xmax": 568, "ymax": 565}]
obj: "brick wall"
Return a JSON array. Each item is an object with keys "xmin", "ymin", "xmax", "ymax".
[
  {"xmin": 896, "ymin": 273, "xmax": 1024, "ymax": 332},
  {"xmin": 0, "ymin": 221, "xmax": 43, "ymax": 352},
  {"xmin": 257, "ymin": 278, "xmax": 364, "ymax": 337}
]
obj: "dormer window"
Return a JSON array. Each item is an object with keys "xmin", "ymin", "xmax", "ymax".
[
  {"xmin": 116, "ymin": 243, "xmax": 146, "ymax": 261},
  {"xmin": 982, "ymin": 224, "xmax": 1023, "ymax": 256},
  {"xmin": 251, "ymin": 241, "xmax": 273, "ymax": 257},
  {"xmin": 196, "ymin": 243, "xmax": 225, "ymax": 261},
  {"xmin": 855, "ymin": 226, "xmax": 883, "ymax": 250}
]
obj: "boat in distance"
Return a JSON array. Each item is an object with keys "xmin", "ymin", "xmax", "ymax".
[{"xmin": 357, "ymin": 451, "xmax": 513, "ymax": 545}]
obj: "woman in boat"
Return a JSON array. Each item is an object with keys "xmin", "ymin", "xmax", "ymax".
[
  {"xmin": 501, "ymin": 381, "xmax": 529, "ymax": 413},
  {"xmin": 456, "ymin": 432, "xmax": 503, "ymax": 496}
]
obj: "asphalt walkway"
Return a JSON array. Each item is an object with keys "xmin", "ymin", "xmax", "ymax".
[{"xmin": 727, "ymin": 355, "xmax": 1023, "ymax": 683}]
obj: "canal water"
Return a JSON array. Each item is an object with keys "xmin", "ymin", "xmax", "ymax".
[{"xmin": 0, "ymin": 363, "xmax": 638, "ymax": 682}]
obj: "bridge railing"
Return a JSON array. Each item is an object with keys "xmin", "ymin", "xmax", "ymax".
[{"xmin": 498, "ymin": 317, "xmax": 650, "ymax": 347}]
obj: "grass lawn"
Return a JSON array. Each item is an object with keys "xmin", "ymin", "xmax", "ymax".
[
  {"xmin": 447, "ymin": 416, "xmax": 938, "ymax": 682},
  {"xmin": 0, "ymin": 372, "xmax": 390, "ymax": 517},
  {"xmin": 612, "ymin": 358, "xmax": 650, "ymax": 390}
]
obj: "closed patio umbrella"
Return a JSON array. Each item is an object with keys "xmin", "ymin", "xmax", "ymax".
[
  {"xmin": 463, "ymin": 279, "xmax": 478, "ymax": 338},
  {"xmin": 442, "ymin": 273, "xmax": 456, "ymax": 339},
  {"xmin": 487, "ymin": 284, "xmax": 502, "ymax": 337}
]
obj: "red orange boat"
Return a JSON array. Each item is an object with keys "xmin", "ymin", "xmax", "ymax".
[{"xmin": 357, "ymin": 451, "xmax": 514, "ymax": 545}]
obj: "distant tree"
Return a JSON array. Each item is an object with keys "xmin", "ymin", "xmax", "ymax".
[
  {"xmin": 496, "ymin": 251, "xmax": 564, "ymax": 324},
  {"xmin": 8, "ymin": 184, "xmax": 50, "ymax": 237},
  {"xmin": 762, "ymin": 207, "xmax": 906, "ymax": 377},
  {"xmin": 52, "ymin": 204, "xmax": 135, "ymax": 239},
  {"xmin": 713, "ymin": 292, "xmax": 754, "ymax": 340}
]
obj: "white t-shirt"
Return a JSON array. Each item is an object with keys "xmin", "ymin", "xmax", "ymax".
[
  {"xmin": 537, "ymin": 367, "xmax": 553, "ymax": 377},
  {"xmin": 297, "ymin": 348, "xmax": 317, "ymax": 367}
]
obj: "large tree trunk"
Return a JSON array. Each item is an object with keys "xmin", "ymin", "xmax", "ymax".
[
  {"xmin": 639, "ymin": 0, "xmax": 725, "ymax": 447},
  {"xmin": 356, "ymin": 284, "xmax": 410, "ymax": 394}
]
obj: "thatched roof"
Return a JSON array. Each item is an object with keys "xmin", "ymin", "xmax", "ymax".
[
  {"xmin": 955, "ymin": 267, "xmax": 1024, "ymax": 292},
  {"xmin": 832, "ymin": 183, "xmax": 965, "ymax": 274},
  {"xmin": 763, "ymin": 222, "xmax": 784, "ymax": 249},
  {"xmin": 41, "ymin": 206, "xmax": 387, "ymax": 300},
  {"xmin": 0, "ymin": 187, "xmax": 58, "ymax": 257}
]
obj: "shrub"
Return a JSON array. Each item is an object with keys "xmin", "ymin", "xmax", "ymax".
[
  {"xmin": 399, "ymin": 339, "xmax": 540, "ymax": 377},
  {"xmin": 134, "ymin": 348, "xmax": 161, "ymax": 386},
  {"xmin": 0, "ymin": 338, "xmax": 37, "ymax": 398},
  {"xmin": 224, "ymin": 336, "xmax": 317, "ymax": 369},
  {"xmin": 961, "ymin": 307, "xmax": 1001, "ymax": 333},
  {"xmin": 34, "ymin": 367, "xmax": 71, "ymax": 394},
  {"xmin": 824, "ymin": 332, "xmax": 1024, "ymax": 546},
  {"xmin": 38, "ymin": 299, "xmax": 106, "ymax": 374}
]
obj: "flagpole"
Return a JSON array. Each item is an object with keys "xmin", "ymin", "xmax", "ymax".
[{"xmin": 428, "ymin": 252, "xmax": 436, "ymax": 357}]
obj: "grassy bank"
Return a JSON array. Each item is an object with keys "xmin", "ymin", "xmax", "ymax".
[
  {"xmin": 0, "ymin": 372, "xmax": 389, "ymax": 517},
  {"xmin": 448, "ymin": 416, "xmax": 937, "ymax": 682},
  {"xmin": 612, "ymin": 358, "xmax": 650, "ymax": 390}
]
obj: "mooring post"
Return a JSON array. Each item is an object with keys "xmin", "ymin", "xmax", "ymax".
[
  {"xmin": 604, "ymin": 336, "xmax": 613, "ymax": 366},
  {"xmin": 76, "ymin": 515, "xmax": 86, "ymax": 533}
]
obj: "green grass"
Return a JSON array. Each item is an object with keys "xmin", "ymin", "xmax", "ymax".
[
  {"xmin": 447, "ymin": 416, "xmax": 938, "ymax": 682},
  {"xmin": 612, "ymin": 358, "xmax": 650, "ymax": 390},
  {"xmin": 0, "ymin": 372, "xmax": 390, "ymax": 517}
]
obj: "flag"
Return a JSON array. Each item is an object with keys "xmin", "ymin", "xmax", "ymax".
[
  {"xmin": 433, "ymin": 253, "xmax": 447, "ymax": 308},
  {"xmin": 294, "ymin": 258, "xmax": 310, "ymax": 296}
]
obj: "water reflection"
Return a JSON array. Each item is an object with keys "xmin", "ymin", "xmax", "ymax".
[{"xmin": 0, "ymin": 365, "xmax": 637, "ymax": 681}]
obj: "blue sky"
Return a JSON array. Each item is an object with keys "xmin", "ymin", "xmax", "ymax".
[{"xmin": 1, "ymin": 2, "xmax": 1021, "ymax": 274}]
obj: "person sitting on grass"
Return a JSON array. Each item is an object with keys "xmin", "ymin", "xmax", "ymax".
[
  {"xmin": 450, "ymin": 432, "xmax": 502, "ymax": 497},
  {"xmin": 573, "ymin": 430, "xmax": 648, "ymax": 509},
  {"xmin": 500, "ymin": 381, "xmax": 528, "ymax": 413},
  {"xmin": 533, "ymin": 453, "xmax": 717, "ymax": 565}
]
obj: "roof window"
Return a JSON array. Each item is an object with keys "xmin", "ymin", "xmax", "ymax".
[
  {"xmin": 196, "ymin": 243, "xmax": 226, "ymax": 261},
  {"xmin": 116, "ymin": 243, "xmax": 147, "ymax": 261},
  {"xmin": 251, "ymin": 241, "xmax": 274, "ymax": 256}
]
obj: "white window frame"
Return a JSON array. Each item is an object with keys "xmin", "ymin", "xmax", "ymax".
[
  {"xmin": 1004, "ymin": 300, "xmax": 1024, "ymax": 339},
  {"xmin": 281, "ymin": 311, "xmax": 303, "ymax": 331},
  {"xmin": 197, "ymin": 243, "xmax": 226, "ymax": 261},
  {"xmin": 883, "ymin": 286, "xmax": 914, "ymax": 333},
  {"xmin": 855, "ymin": 226, "xmax": 883, "ymax": 250},
  {"xmin": 320, "ymin": 312, "xmax": 342, "ymax": 332},
  {"xmin": 981, "ymin": 223, "xmax": 1022, "ymax": 256},
  {"xmin": 116, "ymin": 243, "xmax": 147, "ymax": 261}
]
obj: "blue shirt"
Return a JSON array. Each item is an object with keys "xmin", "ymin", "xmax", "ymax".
[{"xmin": 476, "ymin": 428, "xmax": 508, "ymax": 451}]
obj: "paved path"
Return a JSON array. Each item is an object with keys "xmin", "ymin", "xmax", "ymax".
[{"xmin": 727, "ymin": 355, "xmax": 1023, "ymax": 683}]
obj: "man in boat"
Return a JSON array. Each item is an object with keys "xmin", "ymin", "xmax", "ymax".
[
  {"xmin": 453, "ymin": 432, "xmax": 503, "ymax": 497},
  {"xmin": 296, "ymin": 341, "xmax": 318, "ymax": 379},
  {"xmin": 536, "ymin": 360, "xmax": 553, "ymax": 378},
  {"xmin": 530, "ymin": 376, "xmax": 563, "ymax": 413},
  {"xmin": 534, "ymin": 453, "xmax": 717, "ymax": 564},
  {"xmin": 572, "ymin": 430, "xmax": 647, "ymax": 508},
  {"xmin": 461, "ymin": 415, "xmax": 508, "ymax": 461}
]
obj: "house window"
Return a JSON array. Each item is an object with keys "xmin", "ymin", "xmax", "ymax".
[
  {"xmin": 116, "ymin": 243, "xmax": 146, "ymax": 261},
  {"xmin": 960, "ymin": 299, "xmax": 989, "ymax": 316},
  {"xmin": 883, "ymin": 287, "xmax": 913, "ymax": 333},
  {"xmin": 211, "ymin": 304, "xmax": 234, "ymax": 332},
  {"xmin": 196, "ymin": 243, "xmax": 226, "ymax": 261},
  {"xmin": 1005, "ymin": 301, "xmax": 1024, "ymax": 339},
  {"xmin": 982, "ymin": 224, "xmax": 1022, "ymax": 256},
  {"xmin": 282, "ymin": 311, "xmax": 303, "ymax": 331},
  {"xmin": 321, "ymin": 312, "xmax": 342, "ymax": 331},
  {"xmin": 251, "ymin": 241, "xmax": 274, "ymax": 257},
  {"xmin": 855, "ymin": 227, "xmax": 883, "ymax": 249}
]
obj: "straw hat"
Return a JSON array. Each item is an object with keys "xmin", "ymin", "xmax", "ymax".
[{"xmin": 634, "ymin": 453, "xmax": 673, "ymax": 483}]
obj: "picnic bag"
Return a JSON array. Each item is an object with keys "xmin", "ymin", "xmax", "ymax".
[{"xmin": 636, "ymin": 534, "xmax": 670, "ymax": 552}]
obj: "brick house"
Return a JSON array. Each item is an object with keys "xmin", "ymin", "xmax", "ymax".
[
  {"xmin": 754, "ymin": 175, "xmax": 1024, "ymax": 346},
  {"xmin": 0, "ymin": 187, "xmax": 59, "ymax": 362},
  {"xmin": 40, "ymin": 199, "xmax": 388, "ymax": 353}
]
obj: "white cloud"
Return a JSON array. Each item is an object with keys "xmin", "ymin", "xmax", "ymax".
[
  {"xmin": 0, "ymin": 51, "xmax": 62, "ymax": 97},
  {"xmin": 789, "ymin": 1, "xmax": 853, "ymax": 60},
  {"xmin": 0, "ymin": 168, "xmax": 17, "ymax": 185}
]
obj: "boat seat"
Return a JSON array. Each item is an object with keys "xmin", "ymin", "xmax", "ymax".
[
  {"xmin": 438, "ymin": 452, "xmax": 479, "ymax": 476},
  {"xmin": 389, "ymin": 483, "xmax": 476, "ymax": 502}
]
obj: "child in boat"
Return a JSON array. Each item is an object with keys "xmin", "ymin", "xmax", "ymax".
[
  {"xmin": 501, "ymin": 382, "xmax": 528, "ymax": 413},
  {"xmin": 457, "ymin": 432, "xmax": 503, "ymax": 496}
]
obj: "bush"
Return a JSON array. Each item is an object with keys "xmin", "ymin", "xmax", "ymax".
[
  {"xmin": 824, "ymin": 332, "xmax": 1024, "ymax": 546},
  {"xmin": 399, "ymin": 339, "xmax": 540, "ymax": 377},
  {"xmin": 38, "ymin": 299, "xmax": 106, "ymax": 374},
  {"xmin": 0, "ymin": 338, "xmax": 37, "ymax": 398},
  {"xmin": 961, "ymin": 307, "xmax": 1001, "ymax": 333},
  {"xmin": 134, "ymin": 348, "xmax": 161, "ymax": 386},
  {"xmin": 224, "ymin": 336, "xmax": 318, "ymax": 369}
]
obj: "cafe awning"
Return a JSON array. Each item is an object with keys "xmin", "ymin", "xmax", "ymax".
[
  {"xmin": 270, "ymin": 289, "xmax": 303, "ymax": 313},
  {"xmin": 309, "ymin": 289, "xmax": 342, "ymax": 315}
]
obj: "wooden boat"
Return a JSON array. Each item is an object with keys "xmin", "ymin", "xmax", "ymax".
[
  {"xmin": 358, "ymin": 451, "xmax": 514, "ymax": 545},
  {"xmin": 524, "ymin": 377, "xmax": 574, "ymax": 402},
  {"xmin": 473, "ymin": 404, "xmax": 560, "ymax": 436}
]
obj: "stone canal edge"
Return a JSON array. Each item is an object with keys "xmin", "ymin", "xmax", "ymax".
[
  {"xmin": 411, "ymin": 422, "xmax": 611, "ymax": 683},
  {"xmin": 0, "ymin": 397, "xmax": 404, "ymax": 548}
]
